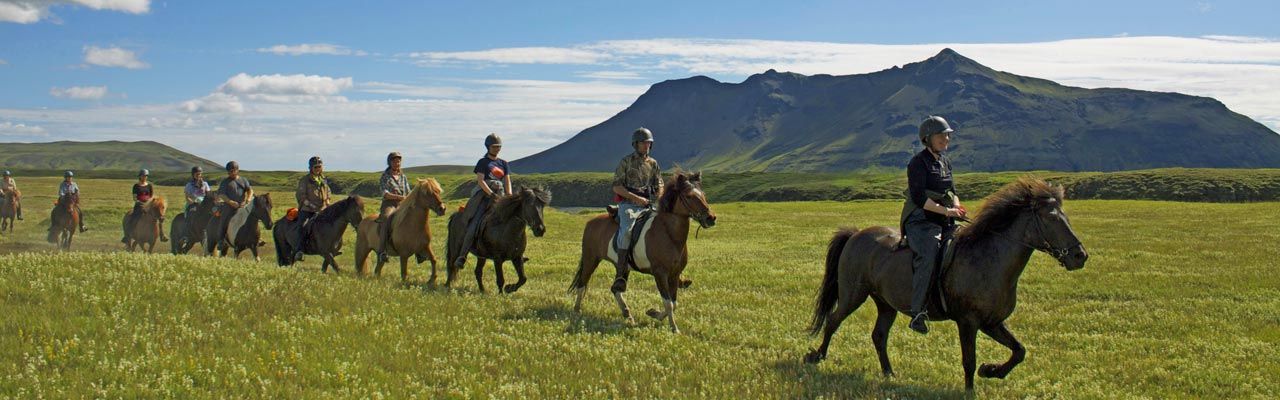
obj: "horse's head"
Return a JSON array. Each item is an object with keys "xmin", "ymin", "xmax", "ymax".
[
  {"xmin": 254, "ymin": 193, "xmax": 274, "ymax": 230},
  {"xmin": 662, "ymin": 171, "xmax": 716, "ymax": 229},
  {"xmin": 58, "ymin": 192, "xmax": 79, "ymax": 209},
  {"xmin": 414, "ymin": 178, "xmax": 447, "ymax": 216},
  {"xmin": 147, "ymin": 196, "xmax": 167, "ymax": 218},
  {"xmin": 965, "ymin": 177, "xmax": 1087, "ymax": 271},
  {"xmin": 517, "ymin": 185, "xmax": 551, "ymax": 237},
  {"xmin": 343, "ymin": 195, "xmax": 366, "ymax": 229}
]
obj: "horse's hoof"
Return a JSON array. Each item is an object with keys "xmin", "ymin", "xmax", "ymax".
[
  {"xmin": 803, "ymin": 351, "xmax": 825, "ymax": 364},
  {"xmin": 678, "ymin": 278, "xmax": 693, "ymax": 289},
  {"xmin": 978, "ymin": 363, "xmax": 1001, "ymax": 379},
  {"xmin": 503, "ymin": 284, "xmax": 520, "ymax": 294},
  {"xmin": 645, "ymin": 308, "xmax": 664, "ymax": 320},
  {"xmin": 624, "ymin": 317, "xmax": 636, "ymax": 326}
]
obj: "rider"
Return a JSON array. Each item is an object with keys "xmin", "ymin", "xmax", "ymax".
[
  {"xmin": 56, "ymin": 170, "xmax": 88, "ymax": 232},
  {"xmin": 214, "ymin": 161, "xmax": 253, "ymax": 248},
  {"xmin": 122, "ymin": 168, "xmax": 167, "ymax": 243},
  {"xmin": 453, "ymin": 134, "xmax": 512, "ymax": 269},
  {"xmin": 610, "ymin": 127, "xmax": 664, "ymax": 294},
  {"xmin": 0, "ymin": 170, "xmax": 23, "ymax": 220},
  {"xmin": 905, "ymin": 116, "xmax": 968, "ymax": 335},
  {"xmin": 292, "ymin": 156, "xmax": 331, "ymax": 262},
  {"xmin": 183, "ymin": 166, "xmax": 211, "ymax": 239},
  {"xmin": 376, "ymin": 151, "xmax": 410, "ymax": 264}
]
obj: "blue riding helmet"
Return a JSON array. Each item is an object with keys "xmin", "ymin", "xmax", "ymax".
[
  {"xmin": 64, "ymin": 171, "xmax": 74, "ymax": 177},
  {"xmin": 138, "ymin": 168, "xmax": 150, "ymax": 176},
  {"xmin": 2, "ymin": 170, "xmax": 9, "ymax": 176}
]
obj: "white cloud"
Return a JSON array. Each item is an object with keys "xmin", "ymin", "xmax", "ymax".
[
  {"xmin": 180, "ymin": 93, "xmax": 243, "ymax": 114},
  {"xmin": 130, "ymin": 116, "xmax": 197, "ymax": 129},
  {"xmin": 578, "ymin": 71, "xmax": 647, "ymax": 80},
  {"xmin": 0, "ymin": 121, "xmax": 47, "ymax": 135},
  {"xmin": 405, "ymin": 47, "xmax": 610, "ymax": 66},
  {"xmin": 0, "ymin": 59, "xmax": 7, "ymax": 65},
  {"xmin": 50, "ymin": 85, "xmax": 108, "ymax": 99},
  {"xmin": 0, "ymin": 0, "xmax": 148, "ymax": 23},
  {"xmin": 359, "ymin": 82, "xmax": 469, "ymax": 99},
  {"xmin": 83, "ymin": 45, "xmax": 148, "ymax": 69},
  {"xmin": 179, "ymin": 73, "xmax": 353, "ymax": 114},
  {"xmin": 257, "ymin": 43, "xmax": 367, "ymax": 56}
]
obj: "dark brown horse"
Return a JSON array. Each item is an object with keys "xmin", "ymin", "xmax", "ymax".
[
  {"xmin": 804, "ymin": 177, "xmax": 1088, "ymax": 390},
  {"xmin": 123, "ymin": 196, "xmax": 167, "ymax": 253},
  {"xmin": 445, "ymin": 186, "xmax": 550, "ymax": 293},
  {"xmin": 570, "ymin": 171, "xmax": 717, "ymax": 333},
  {"xmin": 273, "ymin": 195, "xmax": 365, "ymax": 273},
  {"xmin": 354, "ymin": 178, "xmax": 447, "ymax": 280},
  {"xmin": 206, "ymin": 194, "xmax": 274, "ymax": 261},
  {"xmin": 47, "ymin": 192, "xmax": 79, "ymax": 250},
  {"xmin": 0, "ymin": 188, "xmax": 18, "ymax": 233},
  {"xmin": 171, "ymin": 195, "xmax": 217, "ymax": 255}
]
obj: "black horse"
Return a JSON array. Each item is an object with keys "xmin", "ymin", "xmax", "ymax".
[
  {"xmin": 171, "ymin": 195, "xmax": 217, "ymax": 255},
  {"xmin": 205, "ymin": 194, "xmax": 274, "ymax": 261},
  {"xmin": 804, "ymin": 177, "xmax": 1088, "ymax": 390},
  {"xmin": 445, "ymin": 186, "xmax": 550, "ymax": 293},
  {"xmin": 273, "ymin": 195, "xmax": 365, "ymax": 273}
]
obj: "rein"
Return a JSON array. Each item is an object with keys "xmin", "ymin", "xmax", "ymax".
[{"xmin": 991, "ymin": 206, "xmax": 1081, "ymax": 264}]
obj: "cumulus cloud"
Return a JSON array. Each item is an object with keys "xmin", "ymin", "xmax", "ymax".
[
  {"xmin": 180, "ymin": 93, "xmax": 243, "ymax": 113},
  {"xmin": 0, "ymin": 121, "xmax": 47, "ymax": 135},
  {"xmin": 179, "ymin": 73, "xmax": 353, "ymax": 114},
  {"xmin": 83, "ymin": 45, "xmax": 148, "ymax": 69},
  {"xmin": 131, "ymin": 116, "xmax": 197, "ymax": 129},
  {"xmin": 0, "ymin": 0, "xmax": 148, "ymax": 24},
  {"xmin": 359, "ymin": 82, "xmax": 469, "ymax": 99},
  {"xmin": 50, "ymin": 85, "xmax": 108, "ymax": 99},
  {"xmin": 256, "ymin": 43, "xmax": 367, "ymax": 56}
]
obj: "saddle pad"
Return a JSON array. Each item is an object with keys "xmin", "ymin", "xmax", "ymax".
[
  {"xmin": 607, "ymin": 214, "xmax": 657, "ymax": 270},
  {"xmin": 226, "ymin": 195, "xmax": 255, "ymax": 242}
]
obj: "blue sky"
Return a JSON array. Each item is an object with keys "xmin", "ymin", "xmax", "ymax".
[{"xmin": 2, "ymin": 0, "xmax": 1278, "ymax": 171}]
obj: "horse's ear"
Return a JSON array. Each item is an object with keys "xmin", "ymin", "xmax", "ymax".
[
  {"xmin": 675, "ymin": 172, "xmax": 688, "ymax": 184},
  {"xmin": 690, "ymin": 171, "xmax": 702, "ymax": 183}
]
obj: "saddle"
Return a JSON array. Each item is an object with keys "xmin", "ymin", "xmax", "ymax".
[{"xmin": 606, "ymin": 205, "xmax": 656, "ymax": 268}]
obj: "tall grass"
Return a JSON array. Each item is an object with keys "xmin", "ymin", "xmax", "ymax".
[{"xmin": 1, "ymin": 178, "xmax": 1277, "ymax": 397}]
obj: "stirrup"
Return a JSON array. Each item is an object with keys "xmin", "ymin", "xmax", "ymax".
[
  {"xmin": 611, "ymin": 277, "xmax": 628, "ymax": 293},
  {"xmin": 909, "ymin": 312, "xmax": 929, "ymax": 335}
]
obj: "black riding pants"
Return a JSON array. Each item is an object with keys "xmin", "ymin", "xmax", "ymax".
[
  {"xmin": 291, "ymin": 210, "xmax": 316, "ymax": 254},
  {"xmin": 905, "ymin": 208, "xmax": 956, "ymax": 315}
]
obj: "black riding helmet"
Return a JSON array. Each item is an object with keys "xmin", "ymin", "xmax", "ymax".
[
  {"xmin": 484, "ymin": 133, "xmax": 502, "ymax": 148},
  {"xmin": 632, "ymin": 127, "xmax": 654, "ymax": 149},
  {"xmin": 225, "ymin": 161, "xmax": 239, "ymax": 172},
  {"xmin": 191, "ymin": 166, "xmax": 203, "ymax": 175},
  {"xmin": 308, "ymin": 156, "xmax": 323, "ymax": 168},
  {"xmin": 918, "ymin": 116, "xmax": 954, "ymax": 146}
]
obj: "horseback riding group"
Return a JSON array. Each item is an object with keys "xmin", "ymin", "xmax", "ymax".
[{"xmin": 6, "ymin": 115, "xmax": 1090, "ymax": 389}]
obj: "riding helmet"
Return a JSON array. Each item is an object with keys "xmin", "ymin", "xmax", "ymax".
[
  {"xmin": 2, "ymin": 170, "xmax": 9, "ymax": 176},
  {"xmin": 387, "ymin": 152, "xmax": 402, "ymax": 164},
  {"xmin": 308, "ymin": 156, "xmax": 323, "ymax": 168},
  {"xmin": 918, "ymin": 116, "xmax": 954, "ymax": 146},
  {"xmin": 138, "ymin": 168, "xmax": 150, "ymax": 177},
  {"xmin": 64, "ymin": 170, "xmax": 74, "ymax": 178},
  {"xmin": 484, "ymin": 133, "xmax": 502, "ymax": 148},
  {"xmin": 225, "ymin": 161, "xmax": 239, "ymax": 172},
  {"xmin": 191, "ymin": 166, "xmax": 203, "ymax": 174},
  {"xmin": 632, "ymin": 127, "xmax": 654, "ymax": 144}
]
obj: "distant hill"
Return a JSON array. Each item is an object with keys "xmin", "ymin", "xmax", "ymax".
[
  {"xmin": 0, "ymin": 141, "xmax": 221, "ymax": 172},
  {"xmin": 513, "ymin": 49, "xmax": 1280, "ymax": 173}
]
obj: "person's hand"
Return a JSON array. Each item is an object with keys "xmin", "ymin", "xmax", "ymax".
[
  {"xmin": 226, "ymin": 200, "xmax": 240, "ymax": 209},
  {"xmin": 955, "ymin": 204, "xmax": 968, "ymax": 218},
  {"xmin": 633, "ymin": 197, "xmax": 650, "ymax": 207},
  {"xmin": 945, "ymin": 208, "xmax": 964, "ymax": 218}
]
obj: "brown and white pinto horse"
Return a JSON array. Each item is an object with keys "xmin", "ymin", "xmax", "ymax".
[{"xmin": 570, "ymin": 171, "xmax": 716, "ymax": 333}]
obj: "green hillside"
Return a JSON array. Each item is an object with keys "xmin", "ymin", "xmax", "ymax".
[{"xmin": 0, "ymin": 141, "xmax": 220, "ymax": 172}]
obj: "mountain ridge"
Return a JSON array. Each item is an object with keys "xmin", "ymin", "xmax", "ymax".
[{"xmin": 0, "ymin": 140, "xmax": 221, "ymax": 172}]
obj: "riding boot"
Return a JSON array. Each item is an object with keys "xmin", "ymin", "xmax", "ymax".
[
  {"xmin": 15, "ymin": 205, "xmax": 22, "ymax": 220},
  {"xmin": 376, "ymin": 218, "xmax": 390, "ymax": 264},
  {"xmin": 293, "ymin": 222, "xmax": 307, "ymax": 262},
  {"xmin": 159, "ymin": 217, "xmax": 169, "ymax": 242},
  {"xmin": 612, "ymin": 249, "xmax": 631, "ymax": 293},
  {"xmin": 454, "ymin": 215, "xmax": 482, "ymax": 268}
]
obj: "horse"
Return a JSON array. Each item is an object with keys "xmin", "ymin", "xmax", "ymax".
[
  {"xmin": 171, "ymin": 195, "xmax": 217, "ymax": 255},
  {"xmin": 206, "ymin": 194, "xmax": 274, "ymax": 261},
  {"xmin": 122, "ymin": 196, "xmax": 167, "ymax": 253},
  {"xmin": 444, "ymin": 185, "xmax": 551, "ymax": 293},
  {"xmin": 354, "ymin": 178, "xmax": 447, "ymax": 281},
  {"xmin": 569, "ymin": 171, "xmax": 717, "ymax": 333},
  {"xmin": 803, "ymin": 177, "xmax": 1089, "ymax": 391},
  {"xmin": 273, "ymin": 195, "xmax": 365, "ymax": 273},
  {"xmin": 47, "ymin": 192, "xmax": 79, "ymax": 250},
  {"xmin": 0, "ymin": 187, "xmax": 19, "ymax": 233}
]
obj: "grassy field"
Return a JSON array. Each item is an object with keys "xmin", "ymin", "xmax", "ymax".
[{"xmin": 1, "ymin": 177, "xmax": 1278, "ymax": 398}]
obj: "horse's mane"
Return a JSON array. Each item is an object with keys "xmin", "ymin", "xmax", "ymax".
[
  {"xmin": 316, "ymin": 195, "xmax": 362, "ymax": 221},
  {"xmin": 403, "ymin": 177, "xmax": 442, "ymax": 207},
  {"xmin": 955, "ymin": 177, "xmax": 1065, "ymax": 242},
  {"xmin": 658, "ymin": 169, "xmax": 700, "ymax": 213},
  {"xmin": 490, "ymin": 186, "xmax": 551, "ymax": 220},
  {"xmin": 142, "ymin": 196, "xmax": 166, "ymax": 214}
]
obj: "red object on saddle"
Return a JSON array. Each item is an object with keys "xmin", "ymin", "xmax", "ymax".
[
  {"xmin": 490, "ymin": 166, "xmax": 505, "ymax": 179},
  {"xmin": 614, "ymin": 193, "xmax": 624, "ymax": 202},
  {"xmin": 457, "ymin": 204, "xmax": 466, "ymax": 213},
  {"xmin": 286, "ymin": 208, "xmax": 299, "ymax": 221}
]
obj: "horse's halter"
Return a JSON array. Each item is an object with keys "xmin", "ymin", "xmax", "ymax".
[
  {"xmin": 996, "ymin": 204, "xmax": 1082, "ymax": 266},
  {"xmin": 674, "ymin": 181, "xmax": 713, "ymax": 232}
]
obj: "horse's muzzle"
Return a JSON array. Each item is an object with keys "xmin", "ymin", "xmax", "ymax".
[
  {"xmin": 697, "ymin": 213, "xmax": 717, "ymax": 229},
  {"xmin": 532, "ymin": 224, "xmax": 546, "ymax": 237},
  {"xmin": 1063, "ymin": 244, "xmax": 1088, "ymax": 271}
]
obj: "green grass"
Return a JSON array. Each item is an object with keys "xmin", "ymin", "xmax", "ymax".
[{"xmin": 1, "ymin": 178, "xmax": 1278, "ymax": 398}]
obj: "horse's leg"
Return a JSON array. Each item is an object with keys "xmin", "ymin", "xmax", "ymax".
[
  {"xmin": 870, "ymin": 298, "xmax": 897, "ymax": 377},
  {"xmin": 957, "ymin": 321, "xmax": 979, "ymax": 391},
  {"xmin": 473, "ymin": 257, "xmax": 487, "ymax": 292},
  {"xmin": 325, "ymin": 252, "xmax": 340, "ymax": 274},
  {"xmin": 571, "ymin": 254, "xmax": 603, "ymax": 313},
  {"xmin": 399, "ymin": 256, "xmax": 409, "ymax": 282},
  {"xmin": 424, "ymin": 247, "xmax": 439, "ymax": 284},
  {"xmin": 493, "ymin": 259, "xmax": 508, "ymax": 295},
  {"xmin": 645, "ymin": 269, "xmax": 679, "ymax": 332},
  {"xmin": 978, "ymin": 322, "xmax": 1025, "ymax": 380},
  {"xmin": 803, "ymin": 284, "xmax": 871, "ymax": 364},
  {"xmin": 503, "ymin": 256, "xmax": 527, "ymax": 294}
]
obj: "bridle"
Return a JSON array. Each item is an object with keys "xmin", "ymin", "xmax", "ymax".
[{"xmin": 993, "ymin": 205, "xmax": 1082, "ymax": 265}]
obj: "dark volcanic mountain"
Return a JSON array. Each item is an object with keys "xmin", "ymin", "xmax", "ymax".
[{"xmin": 513, "ymin": 49, "xmax": 1280, "ymax": 173}]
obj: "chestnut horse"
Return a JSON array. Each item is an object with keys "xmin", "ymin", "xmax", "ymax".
[
  {"xmin": 272, "ymin": 195, "xmax": 365, "ymax": 273},
  {"xmin": 570, "ymin": 171, "xmax": 717, "ymax": 333},
  {"xmin": 123, "ymin": 196, "xmax": 167, "ymax": 253},
  {"xmin": 804, "ymin": 177, "xmax": 1088, "ymax": 390},
  {"xmin": 0, "ymin": 188, "xmax": 18, "ymax": 233},
  {"xmin": 354, "ymin": 178, "xmax": 447, "ymax": 281},
  {"xmin": 444, "ymin": 186, "xmax": 550, "ymax": 293},
  {"xmin": 47, "ymin": 192, "xmax": 79, "ymax": 250}
]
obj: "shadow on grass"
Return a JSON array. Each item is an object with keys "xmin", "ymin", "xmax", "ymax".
[
  {"xmin": 503, "ymin": 302, "xmax": 634, "ymax": 335},
  {"xmin": 770, "ymin": 358, "xmax": 969, "ymax": 399}
]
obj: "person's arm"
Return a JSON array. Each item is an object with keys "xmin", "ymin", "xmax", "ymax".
[
  {"xmin": 611, "ymin": 160, "xmax": 647, "ymax": 206},
  {"xmin": 651, "ymin": 163, "xmax": 664, "ymax": 202},
  {"xmin": 380, "ymin": 173, "xmax": 403, "ymax": 201},
  {"xmin": 475, "ymin": 173, "xmax": 494, "ymax": 197},
  {"xmin": 295, "ymin": 177, "xmax": 308, "ymax": 209},
  {"xmin": 502, "ymin": 173, "xmax": 513, "ymax": 197}
]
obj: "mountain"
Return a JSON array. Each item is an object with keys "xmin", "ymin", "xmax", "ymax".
[
  {"xmin": 513, "ymin": 49, "xmax": 1280, "ymax": 173},
  {"xmin": 0, "ymin": 140, "xmax": 221, "ymax": 172}
]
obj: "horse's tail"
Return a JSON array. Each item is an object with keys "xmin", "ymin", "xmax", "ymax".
[{"xmin": 809, "ymin": 226, "xmax": 858, "ymax": 336}]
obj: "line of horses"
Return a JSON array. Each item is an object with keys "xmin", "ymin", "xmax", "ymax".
[{"xmin": 9, "ymin": 172, "xmax": 1090, "ymax": 391}]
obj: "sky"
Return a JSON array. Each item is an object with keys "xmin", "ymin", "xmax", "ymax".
[{"xmin": 1, "ymin": 0, "xmax": 1279, "ymax": 171}]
